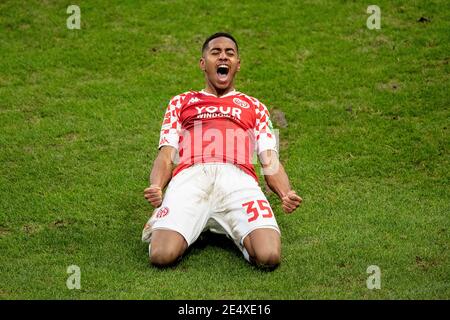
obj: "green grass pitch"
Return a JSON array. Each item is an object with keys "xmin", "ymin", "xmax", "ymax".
[{"xmin": 0, "ymin": 0, "xmax": 448, "ymax": 299}]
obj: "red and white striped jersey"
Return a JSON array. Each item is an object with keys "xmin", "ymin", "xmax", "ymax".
[{"xmin": 158, "ymin": 90, "xmax": 277, "ymax": 181}]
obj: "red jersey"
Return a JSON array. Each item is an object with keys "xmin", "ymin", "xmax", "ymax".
[{"xmin": 158, "ymin": 90, "xmax": 277, "ymax": 181}]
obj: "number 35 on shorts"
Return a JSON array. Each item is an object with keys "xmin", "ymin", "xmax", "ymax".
[{"xmin": 242, "ymin": 200, "xmax": 273, "ymax": 222}]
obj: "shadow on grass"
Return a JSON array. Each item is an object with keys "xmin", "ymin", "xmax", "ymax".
[
  {"xmin": 133, "ymin": 230, "xmax": 246, "ymax": 270},
  {"xmin": 186, "ymin": 231, "xmax": 244, "ymax": 260}
]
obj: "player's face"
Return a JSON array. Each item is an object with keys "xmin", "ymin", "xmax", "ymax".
[{"xmin": 200, "ymin": 37, "xmax": 240, "ymax": 93}]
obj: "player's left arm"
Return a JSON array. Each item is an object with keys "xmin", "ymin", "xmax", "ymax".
[
  {"xmin": 259, "ymin": 150, "xmax": 302, "ymax": 214},
  {"xmin": 253, "ymin": 99, "xmax": 302, "ymax": 213}
]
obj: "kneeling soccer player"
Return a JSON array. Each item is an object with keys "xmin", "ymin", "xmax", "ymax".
[{"xmin": 142, "ymin": 32, "xmax": 302, "ymax": 269}]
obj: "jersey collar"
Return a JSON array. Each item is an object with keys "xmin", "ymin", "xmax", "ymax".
[{"xmin": 200, "ymin": 89, "xmax": 238, "ymax": 98}]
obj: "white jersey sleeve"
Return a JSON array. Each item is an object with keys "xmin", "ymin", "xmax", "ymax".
[
  {"xmin": 158, "ymin": 94, "xmax": 185, "ymax": 150},
  {"xmin": 253, "ymin": 100, "xmax": 278, "ymax": 155}
]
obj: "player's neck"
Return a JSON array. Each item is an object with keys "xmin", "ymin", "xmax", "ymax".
[{"xmin": 203, "ymin": 85, "xmax": 235, "ymax": 98}]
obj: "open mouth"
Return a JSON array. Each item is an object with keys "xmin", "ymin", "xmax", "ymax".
[{"xmin": 216, "ymin": 64, "xmax": 229, "ymax": 80}]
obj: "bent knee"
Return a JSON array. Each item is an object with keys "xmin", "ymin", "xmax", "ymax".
[
  {"xmin": 149, "ymin": 230, "xmax": 187, "ymax": 267},
  {"xmin": 150, "ymin": 246, "xmax": 183, "ymax": 267},
  {"xmin": 253, "ymin": 249, "xmax": 281, "ymax": 268}
]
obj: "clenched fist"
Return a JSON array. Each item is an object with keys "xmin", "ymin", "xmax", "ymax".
[
  {"xmin": 281, "ymin": 190, "xmax": 302, "ymax": 214},
  {"xmin": 144, "ymin": 185, "xmax": 163, "ymax": 208}
]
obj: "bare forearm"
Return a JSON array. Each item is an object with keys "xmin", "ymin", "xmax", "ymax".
[
  {"xmin": 259, "ymin": 149, "xmax": 302, "ymax": 213},
  {"xmin": 264, "ymin": 163, "xmax": 292, "ymax": 199},
  {"xmin": 149, "ymin": 147, "xmax": 175, "ymax": 189},
  {"xmin": 260, "ymin": 150, "xmax": 292, "ymax": 199}
]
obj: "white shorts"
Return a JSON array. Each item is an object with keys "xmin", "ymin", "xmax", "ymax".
[{"xmin": 142, "ymin": 163, "xmax": 280, "ymax": 253}]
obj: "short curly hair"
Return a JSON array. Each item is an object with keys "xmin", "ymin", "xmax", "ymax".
[{"xmin": 202, "ymin": 32, "xmax": 239, "ymax": 54}]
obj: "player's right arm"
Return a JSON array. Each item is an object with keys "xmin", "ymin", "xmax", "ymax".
[
  {"xmin": 144, "ymin": 146, "xmax": 176, "ymax": 207},
  {"xmin": 144, "ymin": 94, "xmax": 184, "ymax": 208}
]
